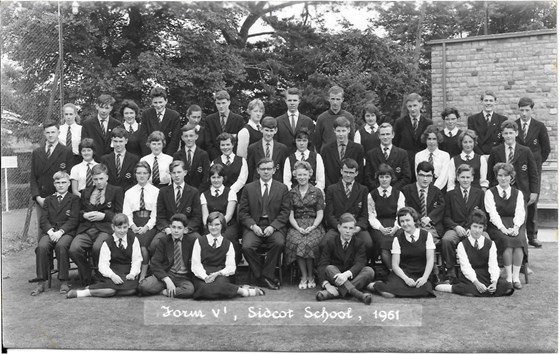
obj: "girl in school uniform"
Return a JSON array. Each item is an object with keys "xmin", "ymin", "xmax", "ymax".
[
  {"xmin": 435, "ymin": 209, "xmax": 514, "ymax": 297},
  {"xmin": 191, "ymin": 212, "xmax": 265, "ymax": 299},
  {"xmin": 66, "ymin": 214, "xmax": 142, "ymax": 298},
  {"xmin": 415, "ymin": 125, "xmax": 450, "ymax": 191},
  {"xmin": 236, "ymin": 99, "xmax": 264, "ymax": 158},
  {"xmin": 446, "ymin": 129, "xmax": 489, "ymax": 192},
  {"xmin": 439, "ymin": 107, "xmax": 463, "ymax": 158},
  {"xmin": 70, "ymin": 138, "xmax": 98, "ymax": 197},
  {"xmin": 211, "ymin": 132, "xmax": 248, "ymax": 197},
  {"xmin": 369, "ymin": 206, "xmax": 436, "ymax": 298},
  {"xmin": 120, "ymin": 100, "xmax": 143, "ymax": 157},
  {"xmin": 59, "ymin": 103, "xmax": 83, "ymax": 165},
  {"xmin": 354, "ymin": 103, "xmax": 381, "ymax": 154}
]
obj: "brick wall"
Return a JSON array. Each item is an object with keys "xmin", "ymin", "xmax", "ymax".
[{"xmin": 429, "ymin": 30, "xmax": 558, "ymax": 207}]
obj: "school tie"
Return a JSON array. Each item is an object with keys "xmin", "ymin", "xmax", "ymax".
[
  {"xmin": 214, "ymin": 189, "xmax": 220, "ymax": 197},
  {"xmin": 171, "ymin": 239, "xmax": 182, "ymax": 273},
  {"xmin": 116, "ymin": 153, "xmax": 122, "ymax": 178},
  {"xmin": 502, "ymin": 190, "xmax": 507, "ymax": 199},
  {"xmin": 175, "ymin": 185, "xmax": 182, "ymax": 210},
  {"xmin": 412, "ymin": 118, "xmax": 418, "ymax": 132},
  {"xmin": 128, "ymin": 124, "xmax": 134, "ymax": 134},
  {"xmin": 66, "ymin": 126, "xmax": 72, "ymax": 148},
  {"xmin": 300, "ymin": 152, "xmax": 305, "ymax": 161},
  {"xmin": 100, "ymin": 119, "xmax": 107, "ymax": 137},
  {"xmin": 343, "ymin": 241, "xmax": 349, "ymax": 250},
  {"xmin": 382, "ymin": 189, "xmax": 388, "ymax": 198},
  {"xmin": 140, "ymin": 187, "xmax": 145, "ymax": 210},
  {"xmin": 118, "ymin": 238, "xmax": 124, "ymax": 251},
  {"xmin": 220, "ymin": 114, "xmax": 226, "ymax": 131},
  {"xmin": 383, "ymin": 147, "xmax": 389, "ymax": 160},
  {"xmin": 46, "ymin": 143, "xmax": 53, "ymax": 158},
  {"xmin": 465, "ymin": 154, "xmax": 471, "ymax": 161},
  {"xmin": 290, "ymin": 114, "xmax": 296, "ymax": 133},
  {"xmin": 225, "ymin": 155, "xmax": 231, "ymax": 166},
  {"xmin": 57, "ymin": 195, "xmax": 63, "ymax": 205},
  {"xmin": 508, "ymin": 146, "xmax": 514, "ymax": 164},
  {"xmin": 257, "ymin": 124, "xmax": 261, "ymax": 131},
  {"xmin": 448, "ymin": 131, "xmax": 452, "ymax": 138},
  {"xmin": 486, "ymin": 113, "xmax": 491, "ymax": 125},
  {"xmin": 86, "ymin": 163, "xmax": 93, "ymax": 187},
  {"xmin": 419, "ymin": 189, "xmax": 427, "ymax": 217},
  {"xmin": 463, "ymin": 188, "xmax": 468, "ymax": 203},
  {"xmin": 339, "ymin": 144, "xmax": 346, "ymax": 160},
  {"xmin": 262, "ymin": 183, "xmax": 269, "ymax": 217},
  {"xmin": 152, "ymin": 156, "xmax": 160, "ymax": 185},
  {"xmin": 523, "ymin": 122, "xmax": 528, "ymax": 141},
  {"xmin": 410, "ymin": 234, "xmax": 416, "ymax": 243},
  {"xmin": 474, "ymin": 239, "xmax": 479, "ymax": 250},
  {"xmin": 265, "ymin": 143, "xmax": 271, "ymax": 159},
  {"xmin": 186, "ymin": 149, "xmax": 192, "ymax": 167},
  {"xmin": 95, "ymin": 188, "xmax": 103, "ymax": 205},
  {"xmin": 212, "ymin": 238, "xmax": 218, "ymax": 249},
  {"xmin": 345, "ymin": 182, "xmax": 352, "ymax": 199},
  {"xmin": 157, "ymin": 112, "xmax": 163, "ymax": 123},
  {"xmin": 428, "ymin": 152, "xmax": 434, "ymax": 166}
]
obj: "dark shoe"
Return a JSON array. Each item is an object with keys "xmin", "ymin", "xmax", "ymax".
[
  {"xmin": 316, "ymin": 290, "xmax": 336, "ymax": 301},
  {"xmin": 506, "ymin": 281, "xmax": 514, "ymax": 290},
  {"xmin": 513, "ymin": 281, "xmax": 522, "ymax": 290},
  {"xmin": 273, "ymin": 278, "xmax": 281, "ymax": 287},
  {"xmin": 362, "ymin": 293, "xmax": 372, "ymax": 305},
  {"xmin": 28, "ymin": 277, "xmax": 41, "ymax": 283},
  {"xmin": 528, "ymin": 239, "xmax": 543, "ymax": 248},
  {"xmin": 260, "ymin": 278, "xmax": 279, "ymax": 290}
]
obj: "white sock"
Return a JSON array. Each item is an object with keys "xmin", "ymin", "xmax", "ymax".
[
  {"xmin": 512, "ymin": 265, "xmax": 521, "ymax": 282},
  {"xmin": 505, "ymin": 266, "xmax": 513, "ymax": 282},
  {"xmin": 76, "ymin": 289, "xmax": 91, "ymax": 298},
  {"xmin": 435, "ymin": 284, "xmax": 453, "ymax": 293}
]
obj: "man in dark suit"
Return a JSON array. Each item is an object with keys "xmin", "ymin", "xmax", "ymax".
[
  {"xmin": 467, "ymin": 91, "xmax": 508, "ymax": 155},
  {"xmin": 100, "ymin": 127, "xmax": 139, "ymax": 193},
  {"xmin": 275, "ymin": 87, "xmax": 315, "ymax": 154},
  {"xmin": 321, "ymin": 116, "xmax": 364, "ymax": 187},
  {"xmin": 139, "ymin": 86, "xmax": 182, "ymax": 156},
  {"xmin": 364, "ymin": 122, "xmax": 411, "ymax": 191},
  {"xmin": 81, "ymin": 94, "xmax": 122, "ymax": 159},
  {"xmin": 173, "ymin": 123, "xmax": 210, "ymax": 191},
  {"xmin": 204, "ymin": 90, "xmax": 245, "ymax": 160},
  {"xmin": 31, "ymin": 171, "xmax": 80, "ymax": 296},
  {"xmin": 441, "ymin": 164, "xmax": 486, "ymax": 281},
  {"xmin": 315, "ymin": 213, "xmax": 374, "ymax": 304},
  {"xmin": 30, "ymin": 120, "xmax": 75, "ymax": 241},
  {"xmin": 239, "ymin": 157, "xmax": 291, "ymax": 290},
  {"xmin": 515, "ymin": 97, "xmax": 551, "ymax": 248},
  {"xmin": 393, "ymin": 93, "xmax": 433, "ymax": 178},
  {"xmin": 401, "ymin": 161, "xmax": 445, "ymax": 242},
  {"xmin": 247, "ymin": 117, "xmax": 288, "ymax": 182},
  {"xmin": 323, "ymin": 158, "xmax": 372, "ymax": 259},
  {"xmin": 149, "ymin": 160, "xmax": 202, "ymax": 256},
  {"xmin": 138, "ymin": 214, "xmax": 195, "ymax": 298},
  {"xmin": 69, "ymin": 164, "xmax": 124, "ymax": 285}
]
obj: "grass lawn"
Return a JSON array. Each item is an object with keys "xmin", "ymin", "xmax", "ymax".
[{"xmin": 1, "ymin": 238, "xmax": 557, "ymax": 352}]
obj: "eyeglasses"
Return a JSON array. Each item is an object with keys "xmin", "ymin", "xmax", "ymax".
[{"xmin": 259, "ymin": 167, "xmax": 274, "ymax": 171}]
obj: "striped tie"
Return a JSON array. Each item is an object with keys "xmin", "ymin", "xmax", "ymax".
[
  {"xmin": 339, "ymin": 144, "xmax": 346, "ymax": 160},
  {"xmin": 118, "ymin": 238, "xmax": 124, "ymax": 251},
  {"xmin": 410, "ymin": 234, "xmax": 416, "ymax": 243},
  {"xmin": 86, "ymin": 163, "xmax": 93, "ymax": 187},
  {"xmin": 95, "ymin": 188, "xmax": 103, "ymax": 205},
  {"xmin": 428, "ymin": 152, "xmax": 434, "ymax": 166},
  {"xmin": 345, "ymin": 182, "xmax": 351, "ymax": 199},
  {"xmin": 523, "ymin": 123, "xmax": 528, "ymax": 141},
  {"xmin": 212, "ymin": 238, "xmax": 218, "ymax": 249},
  {"xmin": 226, "ymin": 155, "xmax": 231, "ymax": 166},
  {"xmin": 265, "ymin": 143, "xmax": 271, "ymax": 159},
  {"xmin": 100, "ymin": 119, "xmax": 106, "ymax": 137},
  {"xmin": 171, "ymin": 239, "xmax": 182, "ymax": 273},
  {"xmin": 66, "ymin": 127, "xmax": 72, "ymax": 148},
  {"xmin": 382, "ymin": 189, "xmax": 388, "ymax": 198},
  {"xmin": 152, "ymin": 156, "xmax": 160, "ymax": 185},
  {"xmin": 128, "ymin": 125, "xmax": 134, "ymax": 134},
  {"xmin": 383, "ymin": 147, "xmax": 389, "ymax": 160},
  {"xmin": 116, "ymin": 154, "xmax": 122, "ymax": 178},
  {"xmin": 140, "ymin": 187, "xmax": 145, "ymax": 210},
  {"xmin": 463, "ymin": 188, "xmax": 468, "ymax": 203},
  {"xmin": 186, "ymin": 149, "xmax": 192, "ymax": 167},
  {"xmin": 419, "ymin": 189, "xmax": 427, "ymax": 217},
  {"xmin": 412, "ymin": 118, "xmax": 418, "ymax": 132},
  {"xmin": 343, "ymin": 241, "xmax": 349, "ymax": 250},
  {"xmin": 474, "ymin": 239, "xmax": 479, "ymax": 250},
  {"xmin": 220, "ymin": 115, "xmax": 226, "ymax": 131},
  {"xmin": 290, "ymin": 114, "xmax": 296, "ymax": 133},
  {"xmin": 502, "ymin": 190, "xmax": 507, "ymax": 199},
  {"xmin": 508, "ymin": 146, "xmax": 514, "ymax": 164},
  {"xmin": 175, "ymin": 185, "xmax": 182, "ymax": 210},
  {"xmin": 46, "ymin": 144, "xmax": 53, "ymax": 158}
]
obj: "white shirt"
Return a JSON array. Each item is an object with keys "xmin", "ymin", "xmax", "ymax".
[
  {"xmin": 447, "ymin": 152, "xmax": 489, "ymax": 191},
  {"xmin": 456, "ymin": 236, "xmax": 499, "ymax": 283},
  {"xmin": 58, "ymin": 123, "xmax": 82, "ymax": 155},
  {"xmin": 282, "ymin": 150, "xmax": 326, "ymax": 191},
  {"xmin": 354, "ymin": 124, "xmax": 378, "ymax": 145},
  {"xmin": 260, "ymin": 179, "xmax": 273, "ymax": 195},
  {"xmin": 367, "ymin": 186, "xmax": 405, "ymax": 230},
  {"xmin": 140, "ymin": 153, "xmax": 173, "ymax": 185},
  {"xmin": 484, "ymin": 186, "xmax": 525, "ymax": 230},
  {"xmin": 391, "ymin": 229, "xmax": 436, "ymax": 254},
  {"xmin": 504, "ymin": 143, "xmax": 516, "ymax": 161},
  {"xmin": 211, "ymin": 154, "xmax": 248, "ymax": 195},
  {"xmin": 191, "ymin": 235, "xmax": 236, "ymax": 280},
  {"xmin": 236, "ymin": 120, "xmax": 260, "ymax": 158},
  {"xmin": 443, "ymin": 127, "xmax": 459, "ymax": 137},
  {"xmin": 124, "ymin": 121, "xmax": 139, "ymax": 133},
  {"xmin": 379, "ymin": 144, "xmax": 393, "ymax": 158},
  {"xmin": 415, "ymin": 148, "xmax": 450, "ymax": 190},
  {"xmin": 98, "ymin": 234, "xmax": 142, "ymax": 278},
  {"xmin": 200, "ymin": 185, "xmax": 237, "ymax": 205},
  {"xmin": 156, "ymin": 109, "xmax": 166, "ymax": 121},
  {"xmin": 123, "ymin": 184, "xmax": 159, "ymax": 229},
  {"xmin": 70, "ymin": 160, "xmax": 99, "ymax": 192}
]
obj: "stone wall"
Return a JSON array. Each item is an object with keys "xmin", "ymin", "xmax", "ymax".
[{"xmin": 429, "ymin": 30, "xmax": 558, "ymax": 208}]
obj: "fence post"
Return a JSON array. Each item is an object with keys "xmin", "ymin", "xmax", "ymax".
[{"xmin": 20, "ymin": 199, "xmax": 35, "ymax": 242}]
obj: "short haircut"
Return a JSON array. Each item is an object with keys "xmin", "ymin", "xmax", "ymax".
[
  {"xmin": 257, "ymin": 157, "xmax": 274, "ymax": 168},
  {"xmin": 468, "ymin": 208, "xmax": 487, "ymax": 227},
  {"xmin": 147, "ymin": 131, "xmax": 166, "ymax": 147},
  {"xmin": 134, "ymin": 160, "xmax": 151, "ymax": 176},
  {"xmin": 397, "ymin": 206, "xmax": 419, "ymax": 225},
  {"xmin": 294, "ymin": 127, "xmax": 311, "ymax": 140},
  {"xmin": 292, "ymin": 160, "xmax": 313, "ymax": 176},
  {"xmin": 119, "ymin": 99, "xmax": 140, "ymax": 119},
  {"xmin": 247, "ymin": 98, "xmax": 264, "ymax": 112},
  {"xmin": 421, "ymin": 125, "xmax": 443, "ymax": 144},
  {"xmin": 43, "ymin": 120, "xmax": 59, "ymax": 130},
  {"xmin": 480, "ymin": 90, "xmax": 497, "ymax": 100},
  {"xmin": 333, "ymin": 116, "xmax": 350, "ymax": 129},
  {"xmin": 150, "ymin": 86, "xmax": 167, "ymax": 99},
  {"xmin": 456, "ymin": 163, "xmax": 474, "ymax": 177},
  {"xmin": 500, "ymin": 120, "xmax": 518, "ymax": 132},
  {"xmin": 338, "ymin": 212, "xmax": 356, "ymax": 225},
  {"xmin": 79, "ymin": 138, "xmax": 96, "ymax": 154},
  {"xmin": 458, "ymin": 129, "xmax": 478, "ymax": 149},
  {"xmin": 187, "ymin": 104, "xmax": 202, "ymax": 117},
  {"xmin": 53, "ymin": 171, "xmax": 70, "ymax": 181},
  {"xmin": 378, "ymin": 122, "xmax": 393, "ymax": 132},
  {"xmin": 518, "ymin": 97, "xmax": 534, "ymax": 108},
  {"xmin": 216, "ymin": 132, "xmax": 235, "ymax": 145},
  {"xmin": 416, "ymin": 161, "xmax": 434, "ymax": 175},
  {"xmin": 169, "ymin": 160, "xmax": 186, "ymax": 172},
  {"xmin": 209, "ymin": 163, "xmax": 227, "ymax": 182},
  {"xmin": 181, "ymin": 122, "xmax": 198, "ymax": 133},
  {"xmin": 405, "ymin": 93, "xmax": 422, "ymax": 103},
  {"xmin": 112, "ymin": 213, "xmax": 129, "ymax": 226},
  {"xmin": 92, "ymin": 163, "xmax": 108, "ymax": 176},
  {"xmin": 214, "ymin": 90, "xmax": 230, "ymax": 101},
  {"xmin": 261, "ymin": 116, "xmax": 277, "ymax": 129},
  {"xmin": 170, "ymin": 213, "xmax": 188, "ymax": 227},
  {"xmin": 493, "ymin": 162, "xmax": 516, "ymax": 180},
  {"xmin": 375, "ymin": 163, "xmax": 396, "ymax": 181},
  {"xmin": 96, "ymin": 94, "xmax": 116, "ymax": 107},
  {"xmin": 441, "ymin": 107, "xmax": 460, "ymax": 120},
  {"xmin": 111, "ymin": 126, "xmax": 129, "ymax": 139},
  {"xmin": 284, "ymin": 87, "xmax": 300, "ymax": 98},
  {"xmin": 207, "ymin": 211, "xmax": 227, "ymax": 232},
  {"xmin": 341, "ymin": 158, "xmax": 358, "ymax": 170},
  {"xmin": 328, "ymin": 85, "xmax": 344, "ymax": 96},
  {"xmin": 363, "ymin": 103, "xmax": 381, "ymax": 118}
]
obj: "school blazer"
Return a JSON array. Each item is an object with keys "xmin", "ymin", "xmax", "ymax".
[
  {"xmin": 325, "ymin": 181, "xmax": 369, "ymax": 230},
  {"xmin": 238, "ymin": 180, "xmax": 291, "ymax": 235},
  {"xmin": 443, "ymin": 186, "xmax": 485, "ymax": 230},
  {"xmin": 364, "ymin": 146, "xmax": 411, "ymax": 191},
  {"xmin": 401, "ymin": 183, "xmax": 445, "ymax": 234},
  {"xmin": 30, "ymin": 143, "xmax": 74, "ymax": 199},
  {"xmin": 467, "ymin": 111, "xmax": 507, "ymax": 155},
  {"xmin": 317, "ymin": 235, "xmax": 367, "ymax": 284},
  {"xmin": 515, "ymin": 118, "xmax": 551, "ymax": 168},
  {"xmin": 156, "ymin": 184, "xmax": 202, "ymax": 233},
  {"xmin": 81, "ymin": 116, "xmax": 123, "ymax": 158},
  {"xmin": 100, "ymin": 151, "xmax": 140, "ymax": 192},
  {"xmin": 40, "ymin": 193, "xmax": 81, "ymax": 236},
  {"xmin": 139, "ymin": 107, "xmax": 181, "ymax": 156},
  {"xmin": 77, "ymin": 184, "xmax": 124, "ymax": 234},
  {"xmin": 150, "ymin": 234, "xmax": 194, "ymax": 280},
  {"xmin": 274, "ymin": 113, "xmax": 316, "ymax": 154},
  {"xmin": 487, "ymin": 144, "xmax": 539, "ymax": 199},
  {"xmin": 246, "ymin": 140, "xmax": 288, "ymax": 182},
  {"xmin": 173, "ymin": 148, "xmax": 210, "ymax": 192},
  {"xmin": 204, "ymin": 112, "xmax": 245, "ymax": 160},
  {"xmin": 393, "ymin": 115, "xmax": 433, "ymax": 162},
  {"xmin": 321, "ymin": 141, "xmax": 364, "ymax": 187}
]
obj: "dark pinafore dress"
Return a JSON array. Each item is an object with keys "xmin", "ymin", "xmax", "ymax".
[
  {"xmin": 89, "ymin": 234, "xmax": 139, "ymax": 290},
  {"xmin": 486, "ymin": 187, "xmax": 527, "ymax": 257},
  {"xmin": 370, "ymin": 188, "xmax": 400, "ymax": 250}
]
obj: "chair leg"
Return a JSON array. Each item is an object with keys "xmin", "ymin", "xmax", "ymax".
[{"xmin": 523, "ymin": 261, "xmax": 529, "ymax": 284}]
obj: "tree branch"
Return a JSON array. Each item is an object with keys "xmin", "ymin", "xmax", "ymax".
[{"xmin": 246, "ymin": 31, "xmax": 276, "ymax": 39}]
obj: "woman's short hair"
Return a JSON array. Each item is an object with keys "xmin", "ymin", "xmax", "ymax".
[
  {"xmin": 362, "ymin": 103, "xmax": 381, "ymax": 118},
  {"xmin": 209, "ymin": 164, "xmax": 227, "ymax": 183},
  {"xmin": 134, "ymin": 160, "xmax": 151, "ymax": 176},
  {"xmin": 294, "ymin": 127, "xmax": 311, "ymax": 140},
  {"xmin": 456, "ymin": 163, "xmax": 474, "ymax": 178},
  {"xmin": 458, "ymin": 129, "xmax": 478, "ymax": 149},
  {"xmin": 207, "ymin": 211, "xmax": 227, "ymax": 232},
  {"xmin": 119, "ymin": 99, "xmax": 140, "ymax": 120},
  {"xmin": 216, "ymin": 132, "xmax": 235, "ymax": 145},
  {"xmin": 292, "ymin": 160, "xmax": 313, "ymax": 177},
  {"xmin": 493, "ymin": 162, "xmax": 516, "ymax": 180},
  {"xmin": 440, "ymin": 107, "xmax": 460, "ymax": 120},
  {"xmin": 375, "ymin": 163, "xmax": 396, "ymax": 181},
  {"xmin": 397, "ymin": 206, "xmax": 419, "ymax": 226},
  {"xmin": 147, "ymin": 131, "xmax": 166, "ymax": 147},
  {"xmin": 112, "ymin": 213, "xmax": 129, "ymax": 226},
  {"xmin": 420, "ymin": 125, "xmax": 443, "ymax": 144},
  {"xmin": 247, "ymin": 98, "xmax": 265, "ymax": 113},
  {"xmin": 79, "ymin": 138, "xmax": 96, "ymax": 153},
  {"xmin": 468, "ymin": 209, "xmax": 487, "ymax": 228}
]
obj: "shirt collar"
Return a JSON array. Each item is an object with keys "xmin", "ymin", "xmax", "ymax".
[
  {"xmin": 366, "ymin": 123, "xmax": 378, "ymax": 133},
  {"xmin": 173, "ymin": 235, "xmax": 183, "ymax": 242},
  {"xmin": 296, "ymin": 150, "xmax": 309, "ymax": 159},
  {"xmin": 339, "ymin": 236, "xmax": 352, "ymax": 246},
  {"xmin": 483, "ymin": 111, "xmax": 494, "ymax": 117},
  {"xmin": 262, "ymin": 140, "xmax": 273, "ymax": 149},
  {"xmin": 381, "ymin": 144, "xmax": 392, "ymax": 151},
  {"xmin": 460, "ymin": 151, "xmax": 473, "ymax": 159},
  {"xmin": 125, "ymin": 121, "xmax": 138, "ymax": 130},
  {"xmin": 337, "ymin": 140, "xmax": 348, "ymax": 147},
  {"xmin": 468, "ymin": 235, "xmax": 485, "ymax": 249},
  {"xmin": 461, "ymin": 186, "xmax": 470, "ymax": 194},
  {"xmin": 287, "ymin": 111, "xmax": 299, "ymax": 118},
  {"xmin": 405, "ymin": 228, "xmax": 420, "ymax": 241},
  {"xmin": 221, "ymin": 153, "xmax": 234, "ymax": 161},
  {"xmin": 56, "ymin": 192, "xmax": 67, "ymax": 199},
  {"xmin": 497, "ymin": 185, "xmax": 511, "ymax": 195},
  {"xmin": 185, "ymin": 145, "xmax": 196, "ymax": 153},
  {"xmin": 377, "ymin": 186, "xmax": 392, "ymax": 194},
  {"xmin": 113, "ymin": 234, "xmax": 127, "ymax": 246},
  {"xmin": 416, "ymin": 183, "xmax": 428, "ymax": 193},
  {"xmin": 521, "ymin": 118, "xmax": 532, "ymax": 127},
  {"xmin": 213, "ymin": 185, "xmax": 225, "ymax": 194},
  {"xmin": 174, "ymin": 182, "xmax": 185, "ymax": 190},
  {"xmin": 409, "ymin": 115, "xmax": 420, "ymax": 122},
  {"xmin": 260, "ymin": 179, "xmax": 272, "ymax": 188},
  {"xmin": 505, "ymin": 143, "xmax": 516, "ymax": 151},
  {"xmin": 443, "ymin": 127, "xmax": 459, "ymax": 135},
  {"xmin": 46, "ymin": 141, "xmax": 58, "ymax": 149},
  {"xmin": 248, "ymin": 120, "xmax": 260, "ymax": 129},
  {"xmin": 206, "ymin": 234, "xmax": 223, "ymax": 246}
]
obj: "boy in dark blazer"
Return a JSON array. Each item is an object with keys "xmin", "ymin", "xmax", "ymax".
[
  {"xmin": 30, "ymin": 120, "xmax": 75, "ymax": 241},
  {"xmin": 69, "ymin": 164, "xmax": 124, "ymax": 285},
  {"xmin": 441, "ymin": 164, "xmax": 486, "ymax": 281},
  {"xmin": 247, "ymin": 116, "xmax": 288, "ymax": 182},
  {"xmin": 100, "ymin": 127, "xmax": 140, "ymax": 193},
  {"xmin": 139, "ymin": 86, "xmax": 181, "ymax": 156},
  {"xmin": 515, "ymin": 97, "xmax": 550, "ymax": 248},
  {"xmin": 138, "ymin": 214, "xmax": 195, "ymax": 298},
  {"xmin": 401, "ymin": 161, "xmax": 445, "ymax": 242},
  {"xmin": 81, "ymin": 94, "xmax": 122, "ymax": 159},
  {"xmin": 275, "ymin": 87, "xmax": 315, "ymax": 154},
  {"xmin": 393, "ymin": 93, "xmax": 433, "ymax": 177},
  {"xmin": 239, "ymin": 157, "xmax": 291, "ymax": 290},
  {"xmin": 321, "ymin": 116, "xmax": 364, "ymax": 187},
  {"xmin": 365, "ymin": 122, "xmax": 411, "ymax": 191},
  {"xmin": 316, "ymin": 213, "xmax": 374, "ymax": 304},
  {"xmin": 467, "ymin": 91, "xmax": 508, "ymax": 155},
  {"xmin": 205, "ymin": 90, "xmax": 245, "ymax": 160},
  {"xmin": 173, "ymin": 122, "xmax": 210, "ymax": 192},
  {"xmin": 31, "ymin": 171, "xmax": 80, "ymax": 296}
]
